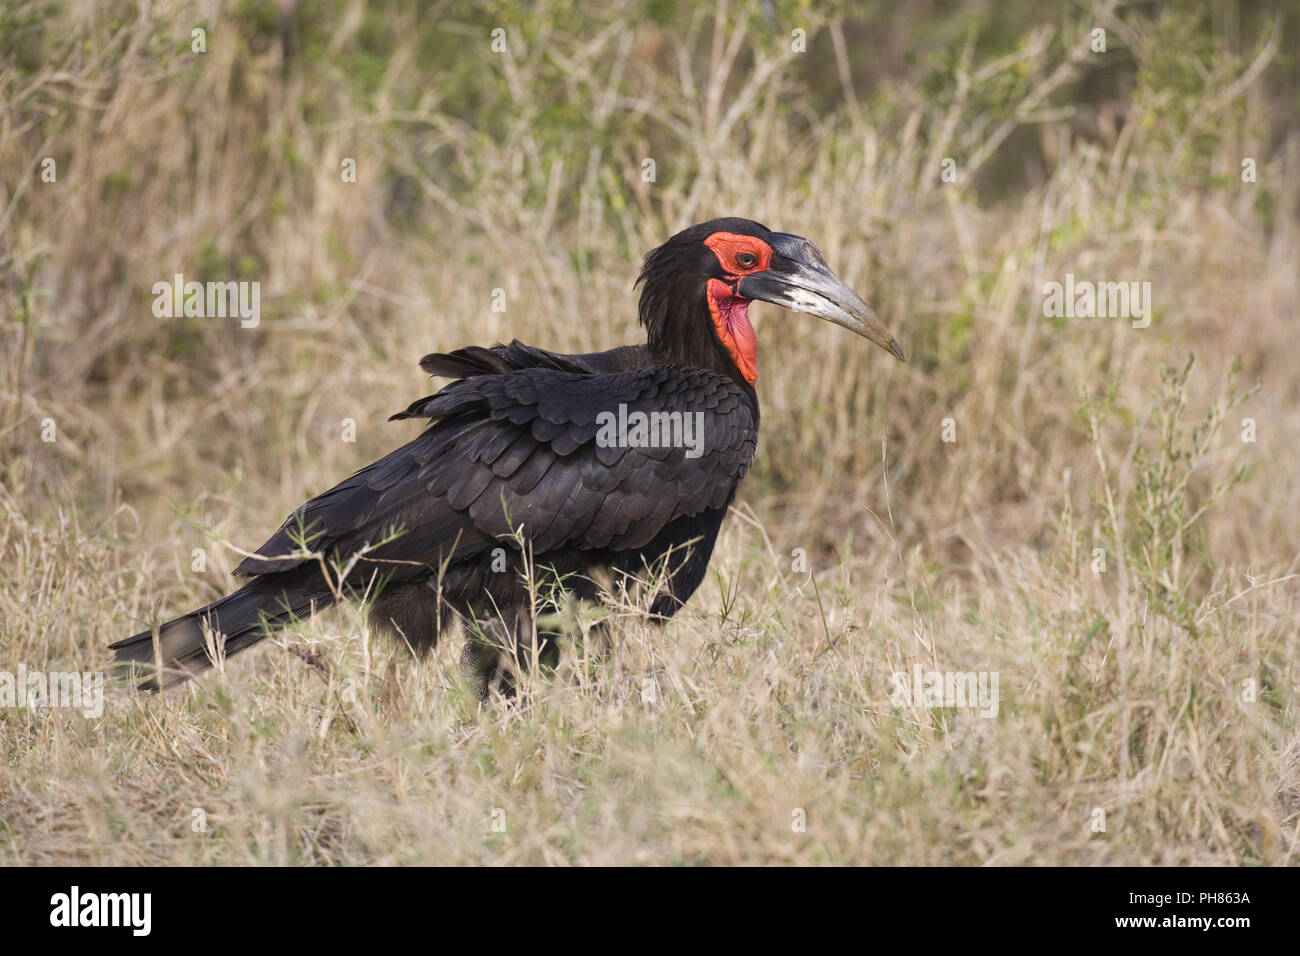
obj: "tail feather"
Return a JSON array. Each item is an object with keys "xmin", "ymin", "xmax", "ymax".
[{"xmin": 112, "ymin": 570, "xmax": 333, "ymax": 690}]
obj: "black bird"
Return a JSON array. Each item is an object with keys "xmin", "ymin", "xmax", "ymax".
[{"xmin": 113, "ymin": 218, "xmax": 903, "ymax": 693}]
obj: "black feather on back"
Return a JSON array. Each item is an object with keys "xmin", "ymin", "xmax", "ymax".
[{"xmin": 237, "ymin": 345, "xmax": 757, "ymax": 594}]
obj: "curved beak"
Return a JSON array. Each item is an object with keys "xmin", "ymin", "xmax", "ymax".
[{"xmin": 736, "ymin": 232, "xmax": 905, "ymax": 362}]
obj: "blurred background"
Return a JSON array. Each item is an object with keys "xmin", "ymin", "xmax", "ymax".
[{"xmin": 1, "ymin": 0, "xmax": 1298, "ymax": 865}]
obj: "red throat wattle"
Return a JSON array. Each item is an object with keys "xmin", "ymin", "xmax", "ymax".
[{"xmin": 706, "ymin": 277, "xmax": 757, "ymax": 384}]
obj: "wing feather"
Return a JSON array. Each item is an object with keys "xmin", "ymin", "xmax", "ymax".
[{"xmin": 237, "ymin": 359, "xmax": 756, "ymax": 588}]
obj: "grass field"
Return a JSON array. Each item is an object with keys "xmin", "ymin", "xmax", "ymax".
[{"xmin": 2, "ymin": 0, "xmax": 1298, "ymax": 864}]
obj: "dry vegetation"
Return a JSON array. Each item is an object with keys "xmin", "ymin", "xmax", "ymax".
[{"xmin": 1, "ymin": 0, "xmax": 1298, "ymax": 864}]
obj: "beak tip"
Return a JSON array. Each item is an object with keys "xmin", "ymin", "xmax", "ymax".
[{"xmin": 888, "ymin": 340, "xmax": 906, "ymax": 363}]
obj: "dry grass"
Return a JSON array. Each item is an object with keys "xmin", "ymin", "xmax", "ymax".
[{"xmin": 1, "ymin": 0, "xmax": 1297, "ymax": 864}]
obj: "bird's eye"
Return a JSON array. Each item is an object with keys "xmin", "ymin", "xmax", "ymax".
[{"xmin": 736, "ymin": 252, "xmax": 757, "ymax": 268}]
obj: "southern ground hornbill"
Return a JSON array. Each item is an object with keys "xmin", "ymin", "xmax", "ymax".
[{"xmin": 113, "ymin": 218, "xmax": 903, "ymax": 694}]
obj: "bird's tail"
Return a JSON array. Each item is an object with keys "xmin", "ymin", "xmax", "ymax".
[{"xmin": 111, "ymin": 568, "xmax": 334, "ymax": 690}]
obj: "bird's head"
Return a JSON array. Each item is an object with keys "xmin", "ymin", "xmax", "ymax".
[{"xmin": 637, "ymin": 217, "xmax": 904, "ymax": 386}]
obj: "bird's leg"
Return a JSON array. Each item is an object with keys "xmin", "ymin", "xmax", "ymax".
[
  {"xmin": 460, "ymin": 616, "xmax": 517, "ymax": 702},
  {"xmin": 459, "ymin": 637, "xmax": 510, "ymax": 701},
  {"xmin": 460, "ymin": 609, "xmax": 564, "ymax": 701}
]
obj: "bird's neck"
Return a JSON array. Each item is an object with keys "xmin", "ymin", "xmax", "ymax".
[{"xmin": 640, "ymin": 285, "xmax": 760, "ymax": 397}]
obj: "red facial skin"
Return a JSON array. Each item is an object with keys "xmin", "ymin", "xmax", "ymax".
[
  {"xmin": 702, "ymin": 232, "xmax": 773, "ymax": 385},
  {"xmin": 703, "ymin": 231, "xmax": 773, "ymax": 277}
]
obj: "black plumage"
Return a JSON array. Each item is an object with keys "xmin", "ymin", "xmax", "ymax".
[{"xmin": 112, "ymin": 218, "xmax": 902, "ymax": 693}]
